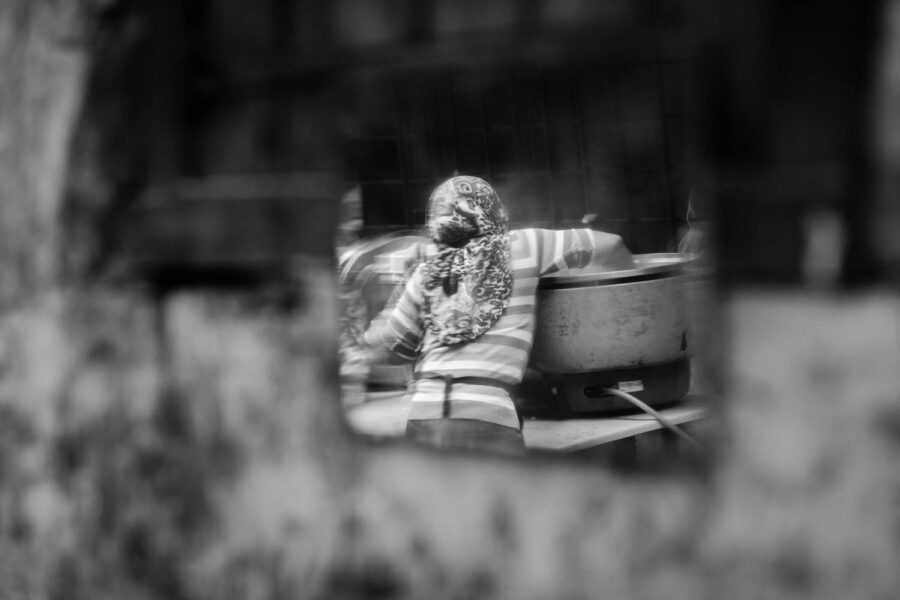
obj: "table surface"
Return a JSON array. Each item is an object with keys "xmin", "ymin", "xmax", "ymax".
[
  {"xmin": 344, "ymin": 390, "xmax": 710, "ymax": 452},
  {"xmin": 522, "ymin": 396, "xmax": 708, "ymax": 452}
]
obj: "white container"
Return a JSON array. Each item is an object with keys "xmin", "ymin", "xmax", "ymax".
[{"xmin": 530, "ymin": 253, "xmax": 699, "ymax": 374}]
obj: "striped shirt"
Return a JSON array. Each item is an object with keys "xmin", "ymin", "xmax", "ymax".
[{"xmin": 364, "ymin": 228, "xmax": 604, "ymax": 430}]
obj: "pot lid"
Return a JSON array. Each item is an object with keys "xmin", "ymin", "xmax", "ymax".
[{"xmin": 538, "ymin": 253, "xmax": 700, "ymax": 289}]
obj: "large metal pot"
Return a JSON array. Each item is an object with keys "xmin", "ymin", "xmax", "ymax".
[{"xmin": 530, "ymin": 253, "xmax": 698, "ymax": 374}]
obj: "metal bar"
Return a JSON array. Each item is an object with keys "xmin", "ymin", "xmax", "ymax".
[
  {"xmin": 536, "ymin": 68, "xmax": 559, "ymax": 224},
  {"xmin": 448, "ymin": 68, "xmax": 461, "ymax": 176},
  {"xmin": 653, "ymin": 16, "xmax": 679, "ymax": 244},
  {"xmin": 569, "ymin": 66, "xmax": 593, "ymax": 226},
  {"xmin": 478, "ymin": 70, "xmax": 493, "ymax": 180},
  {"xmin": 391, "ymin": 70, "xmax": 413, "ymax": 227}
]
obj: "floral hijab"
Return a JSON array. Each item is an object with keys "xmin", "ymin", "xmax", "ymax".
[{"xmin": 419, "ymin": 176, "xmax": 513, "ymax": 347}]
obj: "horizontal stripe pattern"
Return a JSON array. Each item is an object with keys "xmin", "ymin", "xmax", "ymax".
[
  {"xmin": 366, "ymin": 228, "xmax": 613, "ymax": 429},
  {"xmin": 406, "ymin": 380, "xmax": 521, "ymax": 429}
]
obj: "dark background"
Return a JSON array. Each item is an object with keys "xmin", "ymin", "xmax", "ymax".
[
  {"xmin": 119, "ymin": 0, "xmax": 706, "ymax": 287},
  {"xmin": 82, "ymin": 0, "xmax": 892, "ymax": 289}
]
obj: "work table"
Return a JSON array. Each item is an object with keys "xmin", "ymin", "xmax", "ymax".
[{"xmin": 344, "ymin": 389, "xmax": 710, "ymax": 453}]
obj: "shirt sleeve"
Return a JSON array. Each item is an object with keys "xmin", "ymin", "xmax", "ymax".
[
  {"xmin": 362, "ymin": 267, "xmax": 424, "ymax": 361},
  {"xmin": 532, "ymin": 228, "xmax": 597, "ymax": 276}
]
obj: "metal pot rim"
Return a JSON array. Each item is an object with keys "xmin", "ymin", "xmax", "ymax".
[{"xmin": 538, "ymin": 252, "xmax": 699, "ymax": 289}]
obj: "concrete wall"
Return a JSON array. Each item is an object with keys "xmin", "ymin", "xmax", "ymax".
[{"xmin": 4, "ymin": 268, "xmax": 899, "ymax": 600}]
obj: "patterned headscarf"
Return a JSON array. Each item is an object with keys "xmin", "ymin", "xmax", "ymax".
[{"xmin": 419, "ymin": 176, "xmax": 513, "ymax": 347}]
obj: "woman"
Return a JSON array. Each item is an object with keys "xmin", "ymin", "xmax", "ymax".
[{"xmin": 363, "ymin": 175, "xmax": 635, "ymax": 454}]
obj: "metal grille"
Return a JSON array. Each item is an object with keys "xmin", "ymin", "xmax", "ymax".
[{"xmin": 347, "ymin": 61, "xmax": 691, "ymax": 253}]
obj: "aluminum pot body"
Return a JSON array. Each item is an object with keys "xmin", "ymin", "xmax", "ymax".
[{"xmin": 530, "ymin": 254, "xmax": 695, "ymax": 374}]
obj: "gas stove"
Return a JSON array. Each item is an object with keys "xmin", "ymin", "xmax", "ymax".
[{"xmin": 515, "ymin": 358, "xmax": 691, "ymax": 418}]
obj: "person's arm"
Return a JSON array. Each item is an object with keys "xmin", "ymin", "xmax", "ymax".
[
  {"xmin": 533, "ymin": 228, "xmax": 635, "ymax": 276},
  {"xmin": 586, "ymin": 230, "xmax": 635, "ymax": 270},
  {"xmin": 361, "ymin": 269, "xmax": 423, "ymax": 363}
]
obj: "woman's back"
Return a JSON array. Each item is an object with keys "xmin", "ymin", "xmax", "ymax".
[
  {"xmin": 373, "ymin": 227, "xmax": 608, "ymax": 429},
  {"xmin": 361, "ymin": 174, "xmax": 633, "ymax": 451}
]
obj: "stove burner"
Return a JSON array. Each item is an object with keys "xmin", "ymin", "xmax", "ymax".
[{"xmin": 516, "ymin": 358, "xmax": 691, "ymax": 418}]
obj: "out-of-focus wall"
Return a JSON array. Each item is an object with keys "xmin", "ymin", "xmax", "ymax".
[{"xmin": 129, "ymin": 0, "xmax": 706, "ymax": 270}]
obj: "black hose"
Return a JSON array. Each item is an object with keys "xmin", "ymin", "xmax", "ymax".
[{"xmin": 602, "ymin": 387, "xmax": 705, "ymax": 450}]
